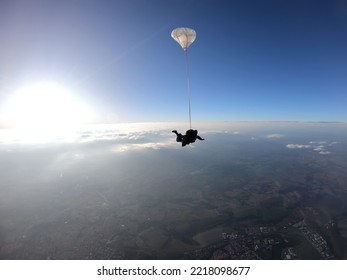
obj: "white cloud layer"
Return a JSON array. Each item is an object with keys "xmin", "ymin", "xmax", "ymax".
[
  {"xmin": 286, "ymin": 141, "xmax": 338, "ymax": 155},
  {"xmin": 286, "ymin": 144, "xmax": 311, "ymax": 149},
  {"xmin": 266, "ymin": 134, "xmax": 285, "ymax": 139},
  {"xmin": 0, "ymin": 122, "xmax": 344, "ymax": 156}
]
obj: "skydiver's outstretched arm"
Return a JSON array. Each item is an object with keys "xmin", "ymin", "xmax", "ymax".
[{"xmin": 197, "ymin": 135, "xmax": 204, "ymax": 140}]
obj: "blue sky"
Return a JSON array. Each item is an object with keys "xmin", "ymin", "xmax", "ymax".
[{"xmin": 1, "ymin": 0, "xmax": 347, "ymax": 127}]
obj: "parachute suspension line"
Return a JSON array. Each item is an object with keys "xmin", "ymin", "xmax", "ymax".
[
  {"xmin": 185, "ymin": 50, "xmax": 192, "ymax": 129},
  {"xmin": 171, "ymin": 27, "xmax": 196, "ymax": 129}
]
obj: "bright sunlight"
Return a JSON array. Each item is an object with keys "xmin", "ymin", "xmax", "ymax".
[{"xmin": 2, "ymin": 82, "xmax": 94, "ymax": 130}]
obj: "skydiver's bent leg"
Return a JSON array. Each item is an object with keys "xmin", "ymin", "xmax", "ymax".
[
  {"xmin": 172, "ymin": 130, "xmax": 183, "ymax": 143},
  {"xmin": 182, "ymin": 136, "xmax": 189, "ymax": 147}
]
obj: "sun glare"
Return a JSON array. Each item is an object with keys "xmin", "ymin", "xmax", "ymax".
[{"xmin": 2, "ymin": 82, "xmax": 94, "ymax": 130}]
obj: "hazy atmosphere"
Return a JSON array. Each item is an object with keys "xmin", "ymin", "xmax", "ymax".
[{"xmin": 1, "ymin": 0, "xmax": 347, "ymax": 260}]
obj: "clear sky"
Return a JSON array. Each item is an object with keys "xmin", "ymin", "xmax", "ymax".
[{"xmin": 1, "ymin": 0, "xmax": 347, "ymax": 127}]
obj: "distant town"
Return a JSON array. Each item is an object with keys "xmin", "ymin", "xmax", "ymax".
[{"xmin": 184, "ymin": 211, "xmax": 336, "ymax": 260}]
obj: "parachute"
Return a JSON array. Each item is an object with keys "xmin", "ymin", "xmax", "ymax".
[
  {"xmin": 171, "ymin": 27, "xmax": 196, "ymax": 51},
  {"xmin": 171, "ymin": 27, "xmax": 196, "ymax": 129}
]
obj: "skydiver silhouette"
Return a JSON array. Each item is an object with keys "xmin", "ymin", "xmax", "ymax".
[{"xmin": 172, "ymin": 129, "xmax": 204, "ymax": 147}]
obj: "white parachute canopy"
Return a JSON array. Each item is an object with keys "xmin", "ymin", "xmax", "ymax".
[{"xmin": 171, "ymin": 27, "xmax": 196, "ymax": 51}]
